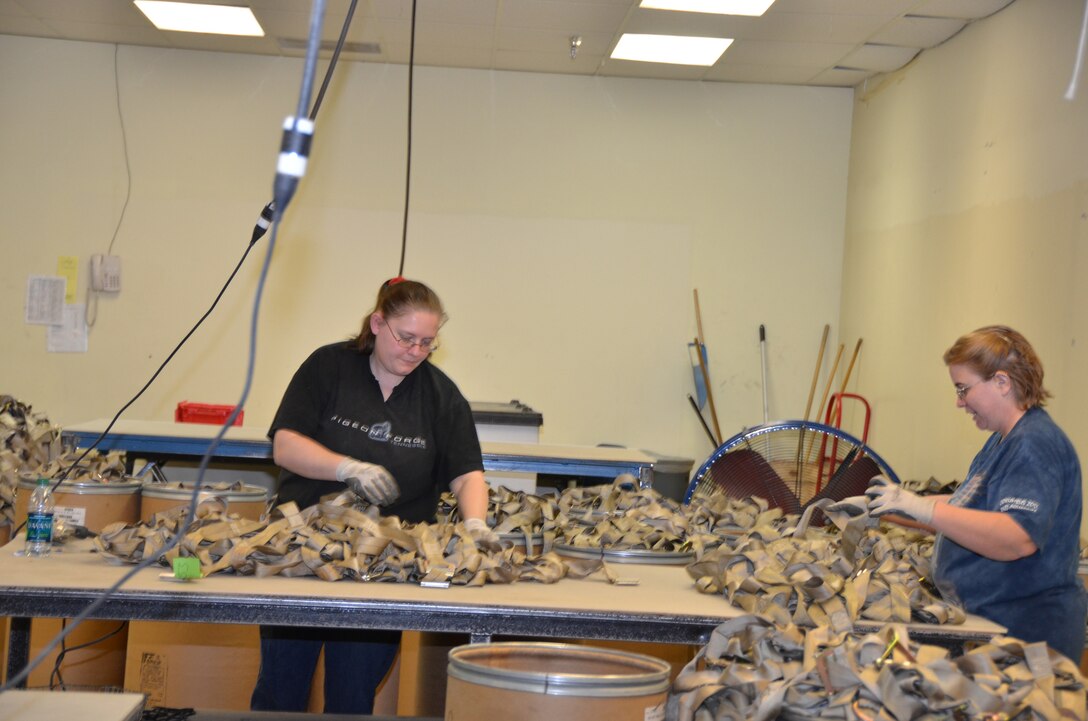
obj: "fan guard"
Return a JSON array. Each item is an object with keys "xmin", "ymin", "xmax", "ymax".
[{"xmin": 683, "ymin": 420, "xmax": 899, "ymax": 515}]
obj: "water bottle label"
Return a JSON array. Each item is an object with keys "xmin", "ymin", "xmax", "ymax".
[{"xmin": 26, "ymin": 512, "xmax": 54, "ymax": 543}]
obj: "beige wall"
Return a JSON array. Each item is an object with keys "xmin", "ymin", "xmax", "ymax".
[
  {"xmin": 841, "ymin": 0, "xmax": 1088, "ymax": 511},
  {"xmin": 1, "ymin": 34, "xmax": 853, "ymax": 473}
]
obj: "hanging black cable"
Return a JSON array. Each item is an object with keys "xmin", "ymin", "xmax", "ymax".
[
  {"xmin": 311, "ymin": 0, "xmax": 359, "ymax": 120},
  {"xmin": 398, "ymin": 0, "xmax": 418, "ymax": 277}
]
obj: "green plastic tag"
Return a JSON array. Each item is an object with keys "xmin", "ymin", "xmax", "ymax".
[{"xmin": 172, "ymin": 557, "xmax": 202, "ymax": 580}]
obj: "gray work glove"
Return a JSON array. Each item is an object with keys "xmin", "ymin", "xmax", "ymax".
[
  {"xmin": 825, "ymin": 495, "xmax": 871, "ymax": 518},
  {"xmin": 865, "ymin": 475, "xmax": 935, "ymax": 525},
  {"xmin": 336, "ymin": 457, "xmax": 399, "ymax": 506},
  {"xmin": 464, "ymin": 517, "xmax": 502, "ymax": 551}
]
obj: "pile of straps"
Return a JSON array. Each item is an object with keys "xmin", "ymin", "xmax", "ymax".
[
  {"xmin": 95, "ymin": 481, "xmax": 965, "ymax": 631},
  {"xmin": 899, "ymin": 477, "xmax": 962, "ymax": 495},
  {"xmin": 686, "ymin": 499, "xmax": 965, "ymax": 633},
  {"xmin": 438, "ymin": 479, "xmax": 774, "ymax": 556},
  {"xmin": 667, "ymin": 614, "xmax": 1086, "ymax": 721},
  {"xmin": 95, "ymin": 490, "xmax": 621, "ymax": 586},
  {"xmin": 0, "ymin": 394, "xmax": 62, "ymax": 526}
]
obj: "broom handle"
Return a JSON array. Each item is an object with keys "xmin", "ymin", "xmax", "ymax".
[
  {"xmin": 688, "ymin": 394, "xmax": 719, "ymax": 450},
  {"xmin": 695, "ymin": 336, "xmax": 723, "ymax": 445},
  {"xmin": 692, "ymin": 290, "xmax": 723, "ymax": 445},
  {"xmin": 693, "ymin": 289, "xmax": 707, "ymax": 346},
  {"xmin": 795, "ymin": 324, "xmax": 830, "ymax": 493},
  {"xmin": 803, "ymin": 324, "xmax": 829, "ymax": 423},
  {"xmin": 760, "ymin": 325, "xmax": 769, "ymax": 424},
  {"xmin": 838, "ymin": 338, "xmax": 864, "ymax": 399},
  {"xmin": 806, "ymin": 343, "xmax": 844, "ymax": 463}
]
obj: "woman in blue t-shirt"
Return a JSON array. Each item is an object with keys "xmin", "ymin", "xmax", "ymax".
[{"xmin": 867, "ymin": 325, "xmax": 1087, "ymax": 660}]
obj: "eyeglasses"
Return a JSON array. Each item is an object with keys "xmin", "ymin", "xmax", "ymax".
[
  {"xmin": 954, "ymin": 377, "xmax": 990, "ymax": 400},
  {"xmin": 383, "ymin": 322, "xmax": 439, "ymax": 353}
]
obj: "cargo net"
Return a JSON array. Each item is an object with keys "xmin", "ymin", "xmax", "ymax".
[{"xmin": 667, "ymin": 614, "xmax": 1086, "ymax": 721}]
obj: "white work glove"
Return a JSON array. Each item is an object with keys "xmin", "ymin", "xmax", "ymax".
[
  {"xmin": 825, "ymin": 495, "xmax": 870, "ymax": 518},
  {"xmin": 865, "ymin": 475, "xmax": 935, "ymax": 525},
  {"xmin": 463, "ymin": 517, "xmax": 501, "ymax": 551},
  {"xmin": 336, "ymin": 457, "xmax": 399, "ymax": 506}
]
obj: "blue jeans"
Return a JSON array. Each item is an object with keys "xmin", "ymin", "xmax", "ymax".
[{"xmin": 251, "ymin": 626, "xmax": 401, "ymax": 714}]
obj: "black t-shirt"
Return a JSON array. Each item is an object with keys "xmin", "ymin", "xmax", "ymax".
[{"xmin": 268, "ymin": 341, "xmax": 483, "ymax": 523}]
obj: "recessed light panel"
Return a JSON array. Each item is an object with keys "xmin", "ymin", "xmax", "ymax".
[
  {"xmin": 640, "ymin": 0, "xmax": 776, "ymax": 16},
  {"xmin": 134, "ymin": 1, "xmax": 265, "ymax": 36},
  {"xmin": 611, "ymin": 34, "xmax": 733, "ymax": 66}
]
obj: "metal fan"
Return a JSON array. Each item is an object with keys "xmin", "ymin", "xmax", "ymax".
[{"xmin": 683, "ymin": 420, "xmax": 899, "ymax": 516}]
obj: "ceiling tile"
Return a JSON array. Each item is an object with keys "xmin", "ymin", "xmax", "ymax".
[
  {"xmin": 31, "ymin": 19, "xmax": 172, "ymax": 47},
  {"xmin": 870, "ymin": 15, "xmax": 966, "ymax": 47},
  {"xmin": 808, "ymin": 66, "xmax": 875, "ymax": 86},
  {"xmin": 723, "ymin": 39, "xmax": 854, "ymax": 67},
  {"xmin": 0, "ymin": 0, "xmax": 33, "ymax": 16},
  {"xmin": 703, "ymin": 62, "xmax": 821, "ymax": 84},
  {"xmin": 14, "ymin": 0, "xmax": 145, "ymax": 25},
  {"xmin": 598, "ymin": 57, "xmax": 708, "ymax": 80},
  {"xmin": 0, "ymin": 15, "xmax": 58, "ymax": 36},
  {"xmin": 769, "ymin": 0, "xmax": 917, "ymax": 15},
  {"xmin": 839, "ymin": 43, "xmax": 919, "ymax": 72},
  {"xmin": 624, "ymin": 9, "xmax": 903, "ymax": 44},
  {"xmin": 494, "ymin": 48, "xmax": 603, "ymax": 75},
  {"xmin": 909, "ymin": 0, "xmax": 1015, "ymax": 20},
  {"xmin": 384, "ymin": 41, "xmax": 496, "ymax": 68},
  {"xmin": 501, "ymin": 0, "xmax": 631, "ymax": 32},
  {"xmin": 151, "ymin": 32, "xmax": 284, "ymax": 56},
  {"xmin": 415, "ymin": 21, "xmax": 497, "ymax": 49},
  {"xmin": 498, "ymin": 27, "xmax": 614, "ymax": 55}
]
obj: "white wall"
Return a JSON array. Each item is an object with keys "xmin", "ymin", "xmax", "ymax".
[
  {"xmin": 1, "ymin": 35, "xmax": 853, "ymax": 474},
  {"xmin": 841, "ymin": 0, "xmax": 1088, "ymax": 507}
]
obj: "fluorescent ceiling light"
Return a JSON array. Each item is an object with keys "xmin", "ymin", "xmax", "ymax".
[
  {"xmin": 611, "ymin": 34, "xmax": 732, "ymax": 66},
  {"xmin": 134, "ymin": 1, "xmax": 265, "ymax": 36},
  {"xmin": 640, "ymin": 0, "xmax": 776, "ymax": 16}
]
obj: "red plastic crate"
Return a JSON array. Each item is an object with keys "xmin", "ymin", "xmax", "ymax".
[{"xmin": 175, "ymin": 401, "xmax": 244, "ymax": 426}]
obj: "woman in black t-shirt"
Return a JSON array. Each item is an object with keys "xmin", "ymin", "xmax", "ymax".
[{"xmin": 251, "ymin": 278, "xmax": 495, "ymax": 714}]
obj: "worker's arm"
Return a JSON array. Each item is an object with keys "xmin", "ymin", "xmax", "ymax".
[
  {"xmin": 272, "ymin": 428, "xmax": 343, "ymax": 479},
  {"xmin": 929, "ymin": 502, "xmax": 1037, "ymax": 561},
  {"xmin": 450, "ymin": 470, "xmax": 489, "ymax": 522}
]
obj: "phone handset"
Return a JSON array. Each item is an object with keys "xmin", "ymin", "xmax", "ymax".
[{"xmin": 90, "ymin": 254, "xmax": 121, "ymax": 292}]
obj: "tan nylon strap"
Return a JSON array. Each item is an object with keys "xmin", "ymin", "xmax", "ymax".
[{"xmin": 667, "ymin": 615, "xmax": 1086, "ymax": 721}]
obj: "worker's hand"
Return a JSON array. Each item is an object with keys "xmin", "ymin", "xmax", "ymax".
[
  {"xmin": 825, "ymin": 495, "xmax": 870, "ymax": 518},
  {"xmin": 865, "ymin": 475, "xmax": 935, "ymax": 525},
  {"xmin": 336, "ymin": 458, "xmax": 399, "ymax": 506},
  {"xmin": 463, "ymin": 517, "xmax": 501, "ymax": 551}
]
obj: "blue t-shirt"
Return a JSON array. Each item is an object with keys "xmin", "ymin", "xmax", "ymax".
[{"xmin": 933, "ymin": 407, "xmax": 1086, "ymax": 659}]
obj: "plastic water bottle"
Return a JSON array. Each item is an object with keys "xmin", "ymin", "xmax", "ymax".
[{"xmin": 24, "ymin": 477, "xmax": 55, "ymax": 557}]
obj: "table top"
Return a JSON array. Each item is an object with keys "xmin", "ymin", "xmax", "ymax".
[
  {"xmin": 62, "ymin": 419, "xmax": 659, "ymax": 481},
  {"xmin": 0, "ymin": 536, "xmax": 1004, "ymax": 646}
]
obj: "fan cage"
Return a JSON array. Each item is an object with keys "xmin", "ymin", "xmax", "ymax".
[{"xmin": 683, "ymin": 420, "xmax": 900, "ymax": 512}]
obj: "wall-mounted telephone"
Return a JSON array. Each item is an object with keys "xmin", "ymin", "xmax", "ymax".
[{"xmin": 90, "ymin": 254, "xmax": 122, "ymax": 292}]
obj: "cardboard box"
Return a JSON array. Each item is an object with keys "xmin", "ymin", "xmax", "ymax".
[
  {"xmin": 124, "ymin": 621, "xmax": 399, "ymax": 713},
  {"xmin": 26, "ymin": 618, "xmax": 127, "ymax": 690},
  {"xmin": 125, "ymin": 622, "xmax": 261, "ymax": 710}
]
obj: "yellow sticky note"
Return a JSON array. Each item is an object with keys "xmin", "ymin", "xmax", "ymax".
[{"xmin": 57, "ymin": 256, "xmax": 78, "ymax": 303}]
